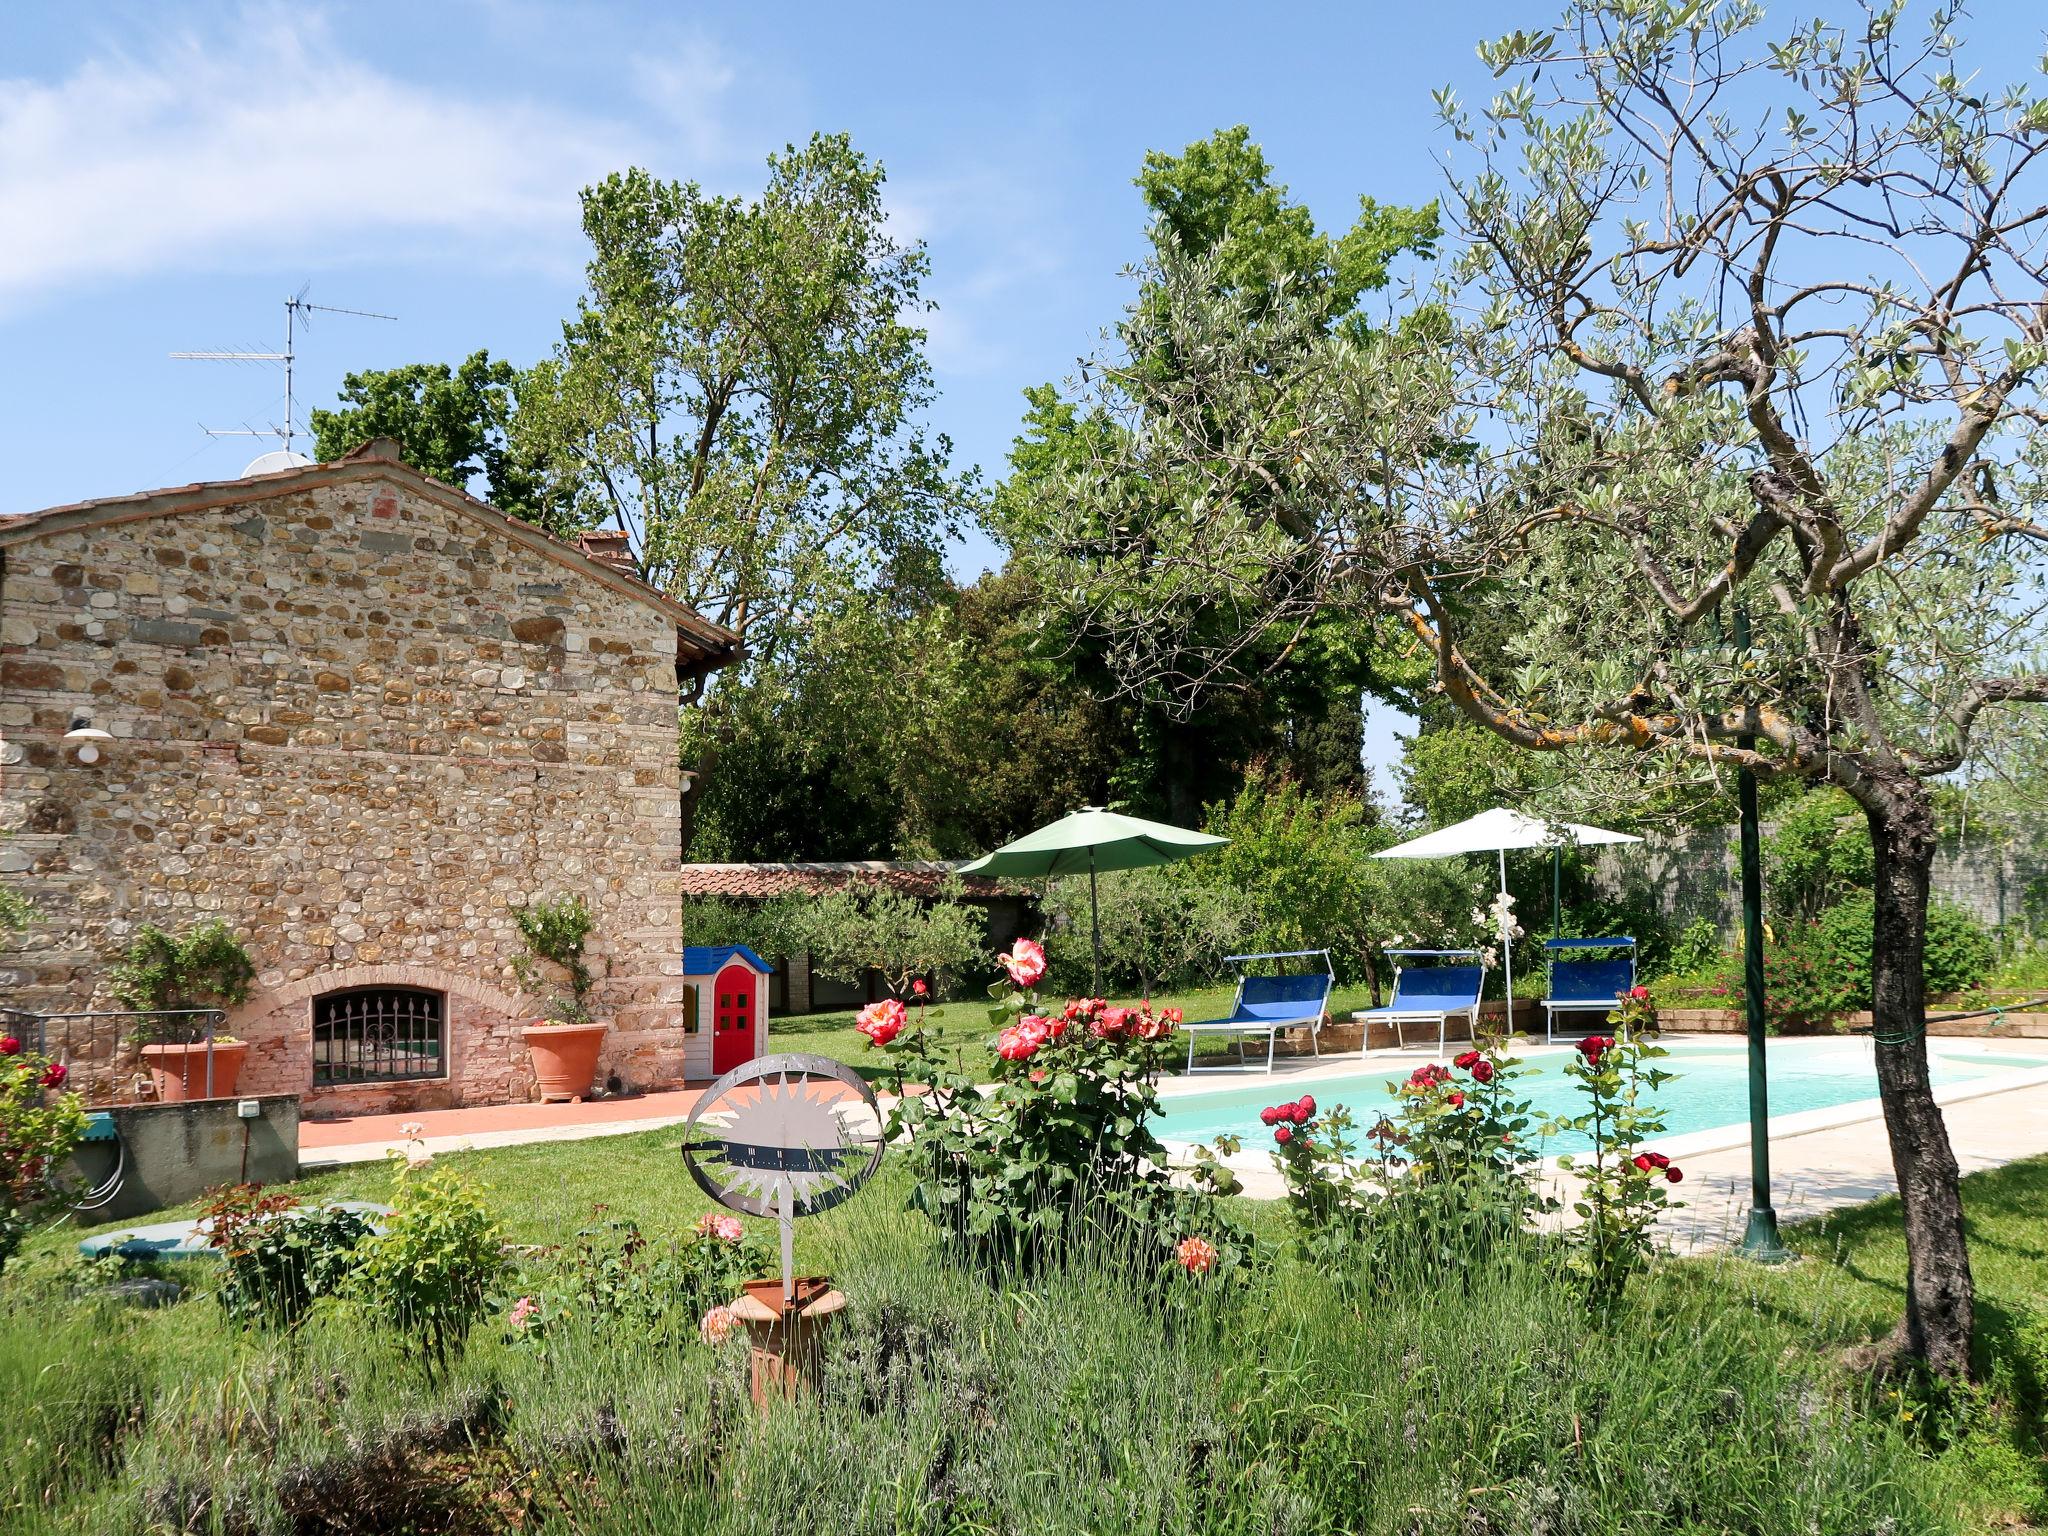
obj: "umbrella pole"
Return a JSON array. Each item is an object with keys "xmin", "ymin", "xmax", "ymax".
[
  {"xmin": 1089, "ymin": 852, "xmax": 1102, "ymax": 997},
  {"xmin": 1498, "ymin": 847, "xmax": 1513, "ymax": 1033}
]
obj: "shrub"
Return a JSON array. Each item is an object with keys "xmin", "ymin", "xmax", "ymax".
[
  {"xmin": 785, "ymin": 878, "xmax": 985, "ymax": 996},
  {"xmin": 1255, "ymin": 1039, "xmax": 1550, "ymax": 1278},
  {"xmin": 1770, "ymin": 896, "xmax": 1997, "ymax": 1022},
  {"xmin": 1666, "ymin": 915, "xmax": 1721, "ymax": 978},
  {"xmin": 1038, "ymin": 868, "xmax": 1254, "ymax": 996},
  {"xmin": 867, "ymin": 938, "xmax": 1251, "ymax": 1279},
  {"xmin": 0, "ymin": 1035, "xmax": 86, "ymax": 1273},
  {"xmin": 1764, "ymin": 787, "xmax": 1875, "ymax": 923},
  {"xmin": 506, "ymin": 1211, "xmax": 767, "ymax": 1353},
  {"xmin": 108, "ymin": 920, "xmax": 254, "ymax": 1041},
  {"xmin": 511, "ymin": 892, "xmax": 596, "ymax": 1024},
  {"xmin": 1546, "ymin": 988, "xmax": 1684, "ymax": 1307},
  {"xmin": 347, "ymin": 1156, "xmax": 504, "ymax": 1372},
  {"xmin": 200, "ymin": 1183, "xmax": 372, "ymax": 1330}
]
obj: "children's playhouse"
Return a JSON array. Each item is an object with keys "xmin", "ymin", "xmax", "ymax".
[{"xmin": 682, "ymin": 945, "xmax": 774, "ymax": 1078}]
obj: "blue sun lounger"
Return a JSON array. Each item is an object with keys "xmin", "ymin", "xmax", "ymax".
[
  {"xmin": 1181, "ymin": 951, "xmax": 1335, "ymax": 1074},
  {"xmin": 1543, "ymin": 937, "xmax": 1637, "ymax": 1042},
  {"xmin": 1350, "ymin": 949, "xmax": 1484, "ymax": 1054}
]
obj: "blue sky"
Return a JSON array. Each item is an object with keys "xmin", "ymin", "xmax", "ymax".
[{"xmin": 6, "ymin": 2, "xmax": 2042, "ymax": 786}]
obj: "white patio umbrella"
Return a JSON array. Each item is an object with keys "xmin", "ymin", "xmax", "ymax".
[{"xmin": 1372, "ymin": 807, "xmax": 1642, "ymax": 1009}]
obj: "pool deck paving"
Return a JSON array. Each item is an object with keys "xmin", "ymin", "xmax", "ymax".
[{"xmin": 298, "ymin": 1034, "xmax": 2048, "ymax": 1254}]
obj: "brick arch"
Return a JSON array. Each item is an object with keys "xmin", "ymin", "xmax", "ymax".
[
  {"xmin": 229, "ymin": 964, "xmax": 538, "ymax": 1109},
  {"xmin": 233, "ymin": 964, "xmax": 527, "ymax": 1026}
]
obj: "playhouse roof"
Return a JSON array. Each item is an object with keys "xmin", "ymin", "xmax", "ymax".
[{"xmin": 682, "ymin": 944, "xmax": 775, "ymax": 976}]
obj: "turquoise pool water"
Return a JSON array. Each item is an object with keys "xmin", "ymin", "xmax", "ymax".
[{"xmin": 1154, "ymin": 1038, "xmax": 2048, "ymax": 1155}]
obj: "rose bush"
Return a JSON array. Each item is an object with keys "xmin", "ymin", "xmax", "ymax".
[
  {"xmin": 0, "ymin": 1036, "xmax": 86, "ymax": 1273},
  {"xmin": 1547, "ymin": 986, "xmax": 1683, "ymax": 1307},
  {"xmin": 868, "ymin": 939, "xmax": 1250, "ymax": 1282}
]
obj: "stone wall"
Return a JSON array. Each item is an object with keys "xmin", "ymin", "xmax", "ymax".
[
  {"xmin": 1592, "ymin": 823, "xmax": 2048, "ymax": 937},
  {"xmin": 0, "ymin": 466, "xmax": 697, "ymax": 1111}
]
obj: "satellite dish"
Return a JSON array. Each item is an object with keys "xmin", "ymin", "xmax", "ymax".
[{"xmin": 241, "ymin": 449, "xmax": 314, "ymax": 478}]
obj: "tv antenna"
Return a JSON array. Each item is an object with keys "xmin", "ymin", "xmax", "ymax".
[{"xmin": 172, "ymin": 284, "xmax": 396, "ymax": 466}]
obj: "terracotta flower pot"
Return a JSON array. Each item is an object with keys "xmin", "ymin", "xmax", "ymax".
[
  {"xmin": 140, "ymin": 1040, "xmax": 249, "ymax": 1103},
  {"xmin": 522, "ymin": 1021, "xmax": 610, "ymax": 1102}
]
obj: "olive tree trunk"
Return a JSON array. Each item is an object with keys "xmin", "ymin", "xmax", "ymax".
[{"xmin": 1860, "ymin": 781, "xmax": 1975, "ymax": 1378}]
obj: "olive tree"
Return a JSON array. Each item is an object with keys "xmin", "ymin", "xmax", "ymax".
[{"xmin": 1021, "ymin": 2, "xmax": 2048, "ymax": 1376}]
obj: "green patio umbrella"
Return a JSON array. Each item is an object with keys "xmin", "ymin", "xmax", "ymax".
[{"xmin": 959, "ymin": 806, "xmax": 1229, "ymax": 993}]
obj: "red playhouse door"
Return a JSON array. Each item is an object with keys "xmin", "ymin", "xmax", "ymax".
[{"xmin": 711, "ymin": 962, "xmax": 757, "ymax": 1075}]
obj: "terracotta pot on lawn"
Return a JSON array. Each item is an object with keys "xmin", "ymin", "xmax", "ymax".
[
  {"xmin": 140, "ymin": 1040, "xmax": 249, "ymax": 1103},
  {"xmin": 522, "ymin": 1021, "xmax": 610, "ymax": 1102}
]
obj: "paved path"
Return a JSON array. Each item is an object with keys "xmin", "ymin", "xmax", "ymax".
[{"xmin": 300, "ymin": 1087, "xmax": 706, "ymax": 1165}]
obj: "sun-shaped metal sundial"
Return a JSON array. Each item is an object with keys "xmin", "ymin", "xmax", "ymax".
[{"xmin": 680, "ymin": 1053, "xmax": 885, "ymax": 1306}]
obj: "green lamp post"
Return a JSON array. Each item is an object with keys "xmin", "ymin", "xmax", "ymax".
[{"xmin": 1734, "ymin": 605, "xmax": 1791, "ymax": 1262}]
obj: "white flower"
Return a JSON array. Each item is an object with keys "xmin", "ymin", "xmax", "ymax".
[{"xmin": 1481, "ymin": 946, "xmax": 1499, "ymax": 968}]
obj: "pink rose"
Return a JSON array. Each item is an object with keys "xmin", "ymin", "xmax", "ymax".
[
  {"xmin": 911, "ymin": 977, "xmax": 929, "ymax": 997},
  {"xmin": 699, "ymin": 1305, "xmax": 738, "ymax": 1346},
  {"xmin": 856, "ymin": 998, "xmax": 906, "ymax": 1047},
  {"xmin": 508, "ymin": 1295, "xmax": 540, "ymax": 1331},
  {"xmin": 695, "ymin": 1211, "xmax": 743, "ymax": 1243},
  {"xmin": 997, "ymin": 1026, "xmax": 1042, "ymax": 1062},
  {"xmin": 997, "ymin": 938, "xmax": 1047, "ymax": 988}
]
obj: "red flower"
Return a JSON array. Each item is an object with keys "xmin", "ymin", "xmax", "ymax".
[
  {"xmin": 1576, "ymin": 1035, "xmax": 1612, "ymax": 1066},
  {"xmin": 1160, "ymin": 1007, "xmax": 1183, "ymax": 1026},
  {"xmin": 1628, "ymin": 984, "xmax": 1650, "ymax": 1003},
  {"xmin": 1633, "ymin": 1153, "xmax": 1654, "ymax": 1172},
  {"xmin": 911, "ymin": 977, "xmax": 929, "ymax": 998},
  {"xmin": 0, "ymin": 1036, "xmax": 18, "ymax": 1057},
  {"xmin": 1296, "ymin": 1094, "xmax": 1316, "ymax": 1118},
  {"xmin": 855, "ymin": 998, "xmax": 907, "ymax": 1048},
  {"xmin": 1471, "ymin": 1060, "xmax": 1494, "ymax": 1084},
  {"xmin": 1176, "ymin": 1236, "xmax": 1218, "ymax": 1275},
  {"xmin": 1666, "ymin": 1167, "xmax": 1683, "ymax": 1184},
  {"xmin": 1453, "ymin": 1050, "xmax": 1481, "ymax": 1070},
  {"xmin": 1273, "ymin": 1125, "xmax": 1293, "ymax": 1145},
  {"xmin": 996, "ymin": 1024, "xmax": 1044, "ymax": 1061},
  {"xmin": 1447, "ymin": 1091, "xmax": 1465, "ymax": 1109},
  {"xmin": 39, "ymin": 1062, "xmax": 66, "ymax": 1089},
  {"xmin": 1259, "ymin": 1105, "xmax": 1280, "ymax": 1126}
]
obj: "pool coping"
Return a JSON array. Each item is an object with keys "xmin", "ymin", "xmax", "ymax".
[{"xmin": 1157, "ymin": 1032, "xmax": 2048, "ymax": 1178}]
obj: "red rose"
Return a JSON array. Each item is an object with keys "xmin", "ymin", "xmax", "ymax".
[
  {"xmin": 1666, "ymin": 1167, "xmax": 1683, "ymax": 1184},
  {"xmin": 1260, "ymin": 1106, "xmax": 1280, "ymax": 1126},
  {"xmin": 1447, "ymin": 1091, "xmax": 1465, "ymax": 1109},
  {"xmin": 1273, "ymin": 1125, "xmax": 1293, "ymax": 1145},
  {"xmin": 0, "ymin": 1036, "xmax": 18, "ymax": 1057},
  {"xmin": 1297, "ymin": 1094, "xmax": 1316, "ymax": 1117},
  {"xmin": 39, "ymin": 1062, "xmax": 66, "ymax": 1089},
  {"xmin": 1453, "ymin": 1050, "xmax": 1481, "ymax": 1070},
  {"xmin": 1471, "ymin": 1061, "xmax": 1494, "ymax": 1084},
  {"xmin": 1629, "ymin": 984, "xmax": 1650, "ymax": 1003},
  {"xmin": 1633, "ymin": 1153, "xmax": 1654, "ymax": 1172},
  {"xmin": 912, "ymin": 977, "xmax": 929, "ymax": 997},
  {"xmin": 1290, "ymin": 1102, "xmax": 1312, "ymax": 1124}
]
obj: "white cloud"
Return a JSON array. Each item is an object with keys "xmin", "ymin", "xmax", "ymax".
[
  {"xmin": 629, "ymin": 33, "xmax": 741, "ymax": 166},
  {"xmin": 0, "ymin": 8, "xmax": 646, "ymax": 309}
]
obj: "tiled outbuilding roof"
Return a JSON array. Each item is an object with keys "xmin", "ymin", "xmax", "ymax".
[{"xmin": 678, "ymin": 861, "xmax": 1018, "ymax": 900}]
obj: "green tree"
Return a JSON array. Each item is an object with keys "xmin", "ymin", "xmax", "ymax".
[
  {"xmin": 514, "ymin": 135, "xmax": 973, "ymax": 844},
  {"xmin": 309, "ymin": 352, "xmax": 570, "ymax": 533},
  {"xmin": 992, "ymin": 128, "xmax": 1439, "ymax": 822},
  {"xmin": 1021, "ymin": 6, "xmax": 2048, "ymax": 1376}
]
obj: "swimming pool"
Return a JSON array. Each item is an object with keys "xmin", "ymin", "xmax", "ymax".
[{"xmin": 1153, "ymin": 1038, "xmax": 2048, "ymax": 1155}]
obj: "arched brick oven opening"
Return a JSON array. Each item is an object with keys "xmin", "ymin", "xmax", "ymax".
[{"xmin": 228, "ymin": 965, "xmax": 539, "ymax": 1116}]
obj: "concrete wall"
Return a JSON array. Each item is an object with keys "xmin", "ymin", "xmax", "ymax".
[
  {"xmin": 0, "ymin": 467, "xmax": 692, "ymax": 1110},
  {"xmin": 69, "ymin": 1094, "xmax": 301, "ymax": 1222}
]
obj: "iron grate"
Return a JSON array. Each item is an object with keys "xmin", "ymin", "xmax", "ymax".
[{"xmin": 312, "ymin": 987, "xmax": 444, "ymax": 1085}]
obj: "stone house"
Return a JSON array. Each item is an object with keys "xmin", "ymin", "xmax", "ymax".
[{"xmin": 0, "ymin": 439, "xmax": 738, "ymax": 1113}]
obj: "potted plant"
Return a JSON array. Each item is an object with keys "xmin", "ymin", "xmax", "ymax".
[
  {"xmin": 108, "ymin": 920, "xmax": 256, "ymax": 1102},
  {"xmin": 512, "ymin": 894, "xmax": 608, "ymax": 1102}
]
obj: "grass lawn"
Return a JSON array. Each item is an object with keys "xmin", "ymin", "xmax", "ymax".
[
  {"xmin": 775, "ymin": 979, "xmax": 1384, "ymax": 1082},
  {"xmin": 4, "ymin": 1117, "xmax": 2045, "ymax": 1532}
]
